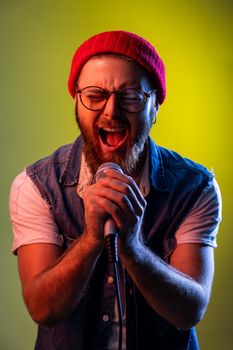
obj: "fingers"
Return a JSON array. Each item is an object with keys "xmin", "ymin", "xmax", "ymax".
[
  {"xmin": 83, "ymin": 168, "xmax": 147, "ymax": 239},
  {"xmin": 97, "ymin": 169, "xmax": 147, "ymax": 209},
  {"xmin": 97, "ymin": 181, "xmax": 145, "ymax": 219},
  {"xmin": 88, "ymin": 170, "xmax": 147, "ymax": 232},
  {"xmin": 91, "ymin": 190, "xmax": 135, "ymax": 231}
]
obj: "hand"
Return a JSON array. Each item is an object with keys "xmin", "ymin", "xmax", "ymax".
[{"xmin": 82, "ymin": 169, "xmax": 147, "ymax": 248}]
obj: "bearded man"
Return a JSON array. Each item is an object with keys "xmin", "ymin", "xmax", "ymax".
[{"xmin": 9, "ymin": 30, "xmax": 221, "ymax": 350}]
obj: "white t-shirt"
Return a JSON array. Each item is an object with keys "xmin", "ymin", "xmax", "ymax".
[
  {"xmin": 9, "ymin": 154, "xmax": 222, "ymax": 254},
  {"xmin": 9, "ymin": 153, "xmax": 222, "ymax": 350}
]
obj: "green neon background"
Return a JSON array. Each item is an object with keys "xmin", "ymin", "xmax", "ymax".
[{"xmin": 1, "ymin": 1, "xmax": 232, "ymax": 348}]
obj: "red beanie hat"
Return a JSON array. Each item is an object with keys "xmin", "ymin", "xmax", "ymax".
[{"xmin": 68, "ymin": 30, "xmax": 166, "ymax": 105}]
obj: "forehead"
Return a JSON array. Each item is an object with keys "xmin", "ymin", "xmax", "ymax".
[{"xmin": 77, "ymin": 54, "xmax": 154, "ymax": 89}]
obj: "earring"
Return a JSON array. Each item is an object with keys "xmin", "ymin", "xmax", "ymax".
[
  {"xmin": 153, "ymin": 115, "xmax": 157, "ymax": 125},
  {"xmin": 153, "ymin": 101, "xmax": 160, "ymax": 125}
]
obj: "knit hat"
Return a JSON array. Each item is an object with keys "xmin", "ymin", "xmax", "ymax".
[{"xmin": 68, "ymin": 30, "xmax": 166, "ymax": 105}]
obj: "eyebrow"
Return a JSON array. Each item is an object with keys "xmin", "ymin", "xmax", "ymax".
[{"xmin": 76, "ymin": 81, "xmax": 144, "ymax": 91}]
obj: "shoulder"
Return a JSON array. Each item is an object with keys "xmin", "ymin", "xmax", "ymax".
[
  {"xmin": 157, "ymin": 144, "xmax": 212, "ymax": 178},
  {"xmin": 22, "ymin": 136, "xmax": 83, "ymax": 204},
  {"xmin": 9, "ymin": 170, "xmax": 51, "ymax": 218},
  {"xmin": 148, "ymin": 138, "xmax": 214, "ymax": 194},
  {"xmin": 156, "ymin": 142, "xmax": 213, "ymax": 185},
  {"xmin": 175, "ymin": 177, "xmax": 222, "ymax": 247},
  {"xmin": 10, "ymin": 170, "xmax": 50, "ymax": 203},
  {"xmin": 26, "ymin": 143, "xmax": 73, "ymax": 175},
  {"xmin": 192, "ymin": 177, "xmax": 222, "ymax": 215},
  {"xmin": 26, "ymin": 136, "xmax": 83, "ymax": 178}
]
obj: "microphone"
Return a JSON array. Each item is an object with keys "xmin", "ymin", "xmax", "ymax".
[
  {"xmin": 94, "ymin": 162, "xmax": 123, "ymax": 262},
  {"xmin": 94, "ymin": 162, "xmax": 124, "ymax": 350}
]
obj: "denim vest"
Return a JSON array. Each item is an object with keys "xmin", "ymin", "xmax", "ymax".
[{"xmin": 27, "ymin": 136, "xmax": 213, "ymax": 350}]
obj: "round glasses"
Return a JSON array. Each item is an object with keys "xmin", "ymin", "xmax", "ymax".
[{"xmin": 76, "ymin": 86, "xmax": 156, "ymax": 113}]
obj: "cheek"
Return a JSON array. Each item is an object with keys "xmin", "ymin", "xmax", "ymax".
[
  {"xmin": 75, "ymin": 101, "xmax": 98, "ymax": 132},
  {"xmin": 133, "ymin": 107, "xmax": 154, "ymax": 132},
  {"xmin": 145, "ymin": 102, "xmax": 156, "ymax": 127}
]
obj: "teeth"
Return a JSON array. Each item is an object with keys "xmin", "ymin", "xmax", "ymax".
[{"xmin": 102, "ymin": 127, "xmax": 125, "ymax": 132}]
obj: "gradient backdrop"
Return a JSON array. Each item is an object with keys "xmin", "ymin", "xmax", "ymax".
[{"xmin": 1, "ymin": 0, "xmax": 232, "ymax": 349}]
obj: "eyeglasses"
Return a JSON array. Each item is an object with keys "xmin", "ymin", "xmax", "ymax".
[{"xmin": 76, "ymin": 86, "xmax": 156, "ymax": 113}]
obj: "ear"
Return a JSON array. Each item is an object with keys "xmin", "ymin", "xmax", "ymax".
[
  {"xmin": 152, "ymin": 100, "xmax": 160, "ymax": 125},
  {"xmin": 75, "ymin": 83, "xmax": 79, "ymax": 102},
  {"xmin": 75, "ymin": 89, "xmax": 79, "ymax": 103},
  {"xmin": 154, "ymin": 99, "xmax": 160, "ymax": 115}
]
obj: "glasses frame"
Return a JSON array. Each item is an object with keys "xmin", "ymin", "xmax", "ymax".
[{"xmin": 75, "ymin": 86, "xmax": 156, "ymax": 113}]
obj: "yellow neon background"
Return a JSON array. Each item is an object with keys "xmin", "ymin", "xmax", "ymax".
[{"xmin": 1, "ymin": 0, "xmax": 232, "ymax": 348}]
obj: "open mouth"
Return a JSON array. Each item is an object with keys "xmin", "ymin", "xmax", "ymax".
[{"xmin": 99, "ymin": 127, "xmax": 128, "ymax": 150}]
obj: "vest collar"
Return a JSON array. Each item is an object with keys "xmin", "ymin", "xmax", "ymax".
[
  {"xmin": 59, "ymin": 135, "xmax": 170, "ymax": 192},
  {"xmin": 59, "ymin": 136, "xmax": 83, "ymax": 185},
  {"xmin": 148, "ymin": 137, "xmax": 170, "ymax": 192}
]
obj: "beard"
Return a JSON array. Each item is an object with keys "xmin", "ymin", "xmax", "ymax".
[{"xmin": 75, "ymin": 104, "xmax": 153, "ymax": 177}]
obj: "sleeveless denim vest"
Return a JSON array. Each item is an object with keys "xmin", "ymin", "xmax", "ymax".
[{"xmin": 26, "ymin": 136, "xmax": 213, "ymax": 350}]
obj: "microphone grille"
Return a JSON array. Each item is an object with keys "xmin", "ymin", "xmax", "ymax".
[{"xmin": 94, "ymin": 162, "xmax": 123, "ymax": 183}]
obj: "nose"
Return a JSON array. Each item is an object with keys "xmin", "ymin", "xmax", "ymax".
[{"xmin": 103, "ymin": 92, "xmax": 121, "ymax": 119}]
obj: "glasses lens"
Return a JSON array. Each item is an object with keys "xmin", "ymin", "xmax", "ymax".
[
  {"xmin": 80, "ymin": 87, "xmax": 107, "ymax": 111},
  {"xmin": 119, "ymin": 89, "xmax": 145, "ymax": 112},
  {"xmin": 78, "ymin": 87, "xmax": 147, "ymax": 112}
]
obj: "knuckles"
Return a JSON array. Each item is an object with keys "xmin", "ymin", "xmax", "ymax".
[
  {"xmin": 82, "ymin": 177, "xmax": 146, "ymax": 224},
  {"xmin": 119, "ymin": 194, "xmax": 129, "ymax": 206},
  {"xmin": 127, "ymin": 177, "xmax": 135, "ymax": 187},
  {"xmin": 137, "ymin": 205, "xmax": 144, "ymax": 216},
  {"xmin": 112, "ymin": 205, "xmax": 122, "ymax": 218},
  {"xmin": 122, "ymin": 184, "xmax": 132, "ymax": 197}
]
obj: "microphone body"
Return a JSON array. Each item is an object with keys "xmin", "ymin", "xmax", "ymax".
[
  {"xmin": 104, "ymin": 218, "xmax": 118, "ymax": 238},
  {"xmin": 94, "ymin": 162, "xmax": 123, "ymax": 262},
  {"xmin": 94, "ymin": 163, "xmax": 124, "ymax": 350}
]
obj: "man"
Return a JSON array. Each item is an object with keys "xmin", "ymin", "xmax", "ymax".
[{"xmin": 9, "ymin": 30, "xmax": 221, "ymax": 349}]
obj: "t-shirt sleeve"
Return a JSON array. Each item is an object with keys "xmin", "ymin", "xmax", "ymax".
[
  {"xmin": 175, "ymin": 178, "xmax": 222, "ymax": 248},
  {"xmin": 9, "ymin": 171, "xmax": 63, "ymax": 255}
]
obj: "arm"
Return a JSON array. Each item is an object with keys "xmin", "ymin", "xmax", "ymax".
[
  {"xmin": 85, "ymin": 170, "xmax": 217, "ymax": 329},
  {"xmin": 14, "ymin": 169, "xmax": 134, "ymax": 327},
  {"xmin": 119, "ymin": 241, "xmax": 214, "ymax": 329},
  {"xmin": 17, "ymin": 236, "xmax": 102, "ymax": 327},
  {"xmin": 118, "ymin": 179, "xmax": 221, "ymax": 329},
  {"xmin": 10, "ymin": 172, "xmax": 105, "ymax": 327},
  {"xmin": 12, "ymin": 170, "xmax": 217, "ymax": 329}
]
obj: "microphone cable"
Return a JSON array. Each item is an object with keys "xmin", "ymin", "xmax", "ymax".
[
  {"xmin": 94, "ymin": 163, "xmax": 124, "ymax": 350},
  {"xmin": 105, "ymin": 232, "xmax": 123, "ymax": 350}
]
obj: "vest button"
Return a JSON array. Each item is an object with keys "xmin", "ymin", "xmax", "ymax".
[
  {"xmin": 103, "ymin": 314, "xmax": 109, "ymax": 322},
  {"xmin": 107, "ymin": 276, "xmax": 114, "ymax": 284}
]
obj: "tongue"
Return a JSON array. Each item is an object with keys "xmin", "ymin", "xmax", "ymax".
[{"xmin": 106, "ymin": 130, "xmax": 125, "ymax": 147}]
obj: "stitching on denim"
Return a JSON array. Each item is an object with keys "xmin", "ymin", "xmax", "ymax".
[
  {"xmin": 59, "ymin": 139, "xmax": 79, "ymax": 183},
  {"xmin": 26, "ymin": 145, "xmax": 71, "ymax": 175},
  {"xmin": 60, "ymin": 137, "xmax": 83, "ymax": 185},
  {"xmin": 162, "ymin": 155, "xmax": 214, "ymax": 177},
  {"xmin": 29, "ymin": 173, "xmax": 52, "ymax": 207},
  {"xmin": 156, "ymin": 145, "xmax": 169, "ymax": 191}
]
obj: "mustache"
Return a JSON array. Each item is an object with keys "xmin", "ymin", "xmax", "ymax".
[{"xmin": 97, "ymin": 119, "xmax": 129, "ymax": 129}]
